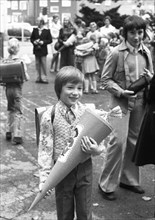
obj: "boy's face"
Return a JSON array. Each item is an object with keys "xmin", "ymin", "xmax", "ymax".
[
  {"xmin": 60, "ymin": 82, "xmax": 83, "ymax": 108},
  {"xmin": 127, "ymin": 28, "xmax": 144, "ymax": 48},
  {"xmin": 104, "ymin": 19, "xmax": 110, "ymax": 26}
]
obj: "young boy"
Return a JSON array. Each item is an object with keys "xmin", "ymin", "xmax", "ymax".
[
  {"xmin": 38, "ymin": 66, "xmax": 121, "ymax": 220},
  {"xmin": 3, "ymin": 37, "xmax": 29, "ymax": 144},
  {"xmin": 99, "ymin": 15, "xmax": 153, "ymax": 201},
  {"xmin": 96, "ymin": 37, "xmax": 111, "ymax": 81}
]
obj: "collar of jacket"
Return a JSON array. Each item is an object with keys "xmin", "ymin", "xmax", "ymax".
[
  {"xmin": 118, "ymin": 40, "xmax": 148, "ymax": 54},
  {"xmin": 57, "ymin": 100, "xmax": 77, "ymax": 118}
]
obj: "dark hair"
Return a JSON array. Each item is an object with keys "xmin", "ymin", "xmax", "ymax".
[
  {"xmin": 40, "ymin": 19, "xmax": 45, "ymax": 26},
  {"xmin": 53, "ymin": 14, "xmax": 59, "ymax": 19},
  {"xmin": 54, "ymin": 66, "xmax": 84, "ymax": 99},
  {"xmin": 123, "ymin": 15, "xmax": 147, "ymax": 40},
  {"xmin": 75, "ymin": 18, "xmax": 82, "ymax": 26},
  {"xmin": 104, "ymin": 16, "xmax": 111, "ymax": 22}
]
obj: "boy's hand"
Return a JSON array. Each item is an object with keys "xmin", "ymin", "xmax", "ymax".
[
  {"xmin": 34, "ymin": 39, "xmax": 40, "ymax": 45},
  {"xmin": 39, "ymin": 40, "xmax": 44, "ymax": 45},
  {"xmin": 121, "ymin": 90, "xmax": 136, "ymax": 98},
  {"xmin": 81, "ymin": 136, "xmax": 102, "ymax": 156},
  {"xmin": 143, "ymin": 68, "xmax": 153, "ymax": 81},
  {"xmin": 39, "ymin": 182, "xmax": 53, "ymax": 198}
]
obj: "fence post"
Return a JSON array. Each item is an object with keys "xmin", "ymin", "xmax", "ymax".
[
  {"xmin": 21, "ymin": 25, "xmax": 24, "ymax": 42},
  {"xmin": 0, "ymin": 32, "xmax": 4, "ymax": 58}
]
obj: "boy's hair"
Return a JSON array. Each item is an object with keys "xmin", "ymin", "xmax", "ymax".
[
  {"xmin": 100, "ymin": 37, "xmax": 109, "ymax": 46},
  {"xmin": 8, "ymin": 37, "xmax": 19, "ymax": 55},
  {"xmin": 104, "ymin": 16, "xmax": 111, "ymax": 23},
  {"xmin": 123, "ymin": 15, "xmax": 147, "ymax": 40},
  {"xmin": 89, "ymin": 22, "xmax": 97, "ymax": 28},
  {"xmin": 53, "ymin": 14, "xmax": 59, "ymax": 19},
  {"xmin": 37, "ymin": 17, "xmax": 45, "ymax": 26},
  {"xmin": 54, "ymin": 66, "xmax": 84, "ymax": 99},
  {"xmin": 90, "ymin": 34, "xmax": 96, "ymax": 43}
]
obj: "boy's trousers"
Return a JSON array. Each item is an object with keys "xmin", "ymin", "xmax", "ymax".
[
  {"xmin": 99, "ymin": 97, "xmax": 145, "ymax": 192},
  {"xmin": 55, "ymin": 158, "xmax": 92, "ymax": 220},
  {"xmin": 35, "ymin": 56, "xmax": 47, "ymax": 81},
  {"xmin": 5, "ymin": 85, "xmax": 24, "ymax": 142}
]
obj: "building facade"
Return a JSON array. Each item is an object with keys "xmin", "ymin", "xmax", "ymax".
[{"xmin": 6, "ymin": 0, "xmax": 78, "ymax": 25}]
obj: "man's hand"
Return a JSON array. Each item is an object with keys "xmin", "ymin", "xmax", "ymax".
[{"xmin": 108, "ymin": 106, "xmax": 122, "ymax": 118}]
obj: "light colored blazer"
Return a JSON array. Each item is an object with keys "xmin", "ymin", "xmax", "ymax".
[{"xmin": 101, "ymin": 40, "xmax": 154, "ymax": 113}]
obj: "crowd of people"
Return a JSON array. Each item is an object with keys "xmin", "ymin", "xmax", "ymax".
[
  {"xmin": 29, "ymin": 15, "xmax": 125, "ymax": 89},
  {"xmin": 1, "ymin": 13, "xmax": 155, "ymax": 220}
]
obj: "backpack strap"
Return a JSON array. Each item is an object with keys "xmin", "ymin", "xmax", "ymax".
[{"xmin": 51, "ymin": 104, "xmax": 56, "ymax": 124}]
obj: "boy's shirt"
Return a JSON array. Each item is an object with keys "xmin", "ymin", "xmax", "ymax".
[{"xmin": 38, "ymin": 100, "xmax": 85, "ymax": 185}]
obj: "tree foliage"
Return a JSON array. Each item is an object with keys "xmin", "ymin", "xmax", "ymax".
[{"xmin": 75, "ymin": 5, "xmax": 128, "ymax": 29}]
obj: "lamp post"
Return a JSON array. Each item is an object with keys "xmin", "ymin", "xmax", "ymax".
[{"xmin": 0, "ymin": 0, "xmax": 7, "ymax": 58}]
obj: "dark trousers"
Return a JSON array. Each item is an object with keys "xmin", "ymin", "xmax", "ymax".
[
  {"xmin": 60, "ymin": 47, "xmax": 75, "ymax": 68},
  {"xmin": 55, "ymin": 158, "xmax": 92, "ymax": 220}
]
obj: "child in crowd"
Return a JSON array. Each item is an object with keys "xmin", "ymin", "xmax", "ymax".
[
  {"xmin": 96, "ymin": 37, "xmax": 111, "ymax": 79},
  {"xmin": 75, "ymin": 35, "xmax": 99, "ymax": 94},
  {"xmin": 50, "ymin": 14, "xmax": 61, "ymax": 73},
  {"xmin": 3, "ymin": 37, "xmax": 29, "ymax": 144},
  {"xmin": 38, "ymin": 66, "xmax": 122, "ymax": 220},
  {"xmin": 30, "ymin": 17, "xmax": 52, "ymax": 83}
]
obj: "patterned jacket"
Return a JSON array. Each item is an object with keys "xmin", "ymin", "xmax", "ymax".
[{"xmin": 37, "ymin": 101, "xmax": 109, "ymax": 186}]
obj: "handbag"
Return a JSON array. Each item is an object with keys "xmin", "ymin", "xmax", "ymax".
[
  {"xmin": 128, "ymin": 76, "xmax": 148, "ymax": 94},
  {"xmin": 54, "ymin": 41, "xmax": 63, "ymax": 51}
]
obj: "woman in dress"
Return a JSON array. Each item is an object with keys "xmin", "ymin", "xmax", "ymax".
[{"xmin": 57, "ymin": 16, "xmax": 77, "ymax": 68}]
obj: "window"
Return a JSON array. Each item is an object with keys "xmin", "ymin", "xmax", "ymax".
[
  {"xmin": 7, "ymin": 1, "xmax": 11, "ymax": 8},
  {"xmin": 11, "ymin": 1, "xmax": 18, "ymax": 10},
  {"xmin": 40, "ymin": 0, "xmax": 47, "ymax": 7},
  {"xmin": 20, "ymin": 1, "xmax": 27, "ymax": 10},
  {"xmin": 62, "ymin": 0, "xmax": 71, "ymax": 7},
  {"xmin": 50, "ymin": 0, "xmax": 59, "ymax": 2},
  {"xmin": 50, "ymin": 6, "xmax": 59, "ymax": 13}
]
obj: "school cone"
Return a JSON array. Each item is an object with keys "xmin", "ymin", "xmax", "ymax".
[{"xmin": 28, "ymin": 108, "xmax": 112, "ymax": 211}]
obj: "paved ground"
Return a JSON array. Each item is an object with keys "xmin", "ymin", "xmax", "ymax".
[{"xmin": 0, "ymin": 41, "xmax": 155, "ymax": 220}]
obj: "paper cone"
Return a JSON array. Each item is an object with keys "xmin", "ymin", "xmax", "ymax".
[
  {"xmin": 65, "ymin": 33, "xmax": 77, "ymax": 46},
  {"xmin": 35, "ymin": 106, "xmax": 51, "ymax": 146},
  {"xmin": 28, "ymin": 108, "xmax": 112, "ymax": 211}
]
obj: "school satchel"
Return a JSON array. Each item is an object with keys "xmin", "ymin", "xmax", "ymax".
[
  {"xmin": 0, "ymin": 61, "xmax": 25, "ymax": 84},
  {"xmin": 35, "ymin": 105, "xmax": 55, "ymax": 146}
]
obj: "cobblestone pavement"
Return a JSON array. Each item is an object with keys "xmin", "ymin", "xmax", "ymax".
[{"xmin": 0, "ymin": 41, "xmax": 155, "ymax": 220}]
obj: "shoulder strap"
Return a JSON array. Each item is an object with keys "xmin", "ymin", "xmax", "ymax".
[{"xmin": 51, "ymin": 104, "xmax": 56, "ymax": 124}]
